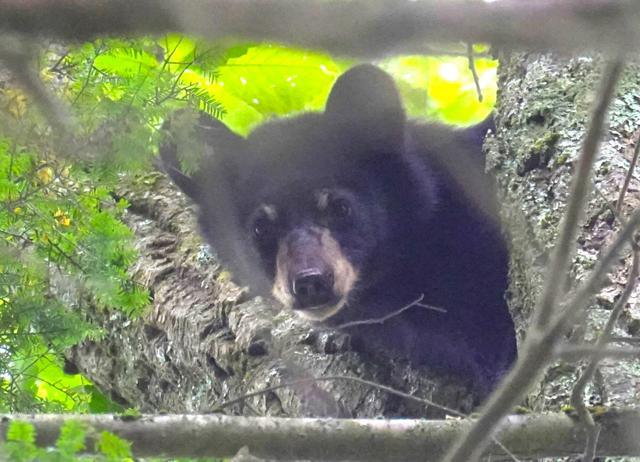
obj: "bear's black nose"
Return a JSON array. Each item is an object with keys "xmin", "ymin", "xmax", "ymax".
[{"xmin": 291, "ymin": 270, "xmax": 334, "ymax": 308}]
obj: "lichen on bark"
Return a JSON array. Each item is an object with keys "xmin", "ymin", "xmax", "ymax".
[{"xmin": 488, "ymin": 53, "xmax": 640, "ymax": 412}]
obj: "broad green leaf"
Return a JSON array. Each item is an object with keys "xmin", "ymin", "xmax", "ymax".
[
  {"xmin": 424, "ymin": 56, "xmax": 496, "ymax": 124},
  {"xmin": 162, "ymin": 34, "xmax": 198, "ymax": 67},
  {"xmin": 219, "ymin": 44, "xmax": 344, "ymax": 115},
  {"xmin": 179, "ymin": 70, "xmax": 262, "ymax": 135},
  {"xmin": 34, "ymin": 354, "xmax": 93, "ymax": 411}
]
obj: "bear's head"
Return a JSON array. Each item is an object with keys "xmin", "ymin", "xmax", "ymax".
[{"xmin": 160, "ymin": 65, "xmax": 435, "ymax": 321}]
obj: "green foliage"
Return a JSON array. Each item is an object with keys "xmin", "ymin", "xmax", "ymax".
[
  {"xmin": 206, "ymin": 44, "xmax": 347, "ymax": 134},
  {"xmin": 381, "ymin": 53, "xmax": 496, "ymax": 125},
  {"xmin": 57, "ymin": 420, "xmax": 87, "ymax": 455},
  {"xmin": 0, "ymin": 131, "xmax": 143, "ymax": 412},
  {"xmin": 1, "ymin": 420, "xmax": 225, "ymax": 461},
  {"xmin": 6, "ymin": 420, "xmax": 36, "ymax": 444},
  {"xmin": 2, "ymin": 419, "xmax": 127, "ymax": 461},
  {"xmin": 96, "ymin": 431, "xmax": 133, "ymax": 460}
]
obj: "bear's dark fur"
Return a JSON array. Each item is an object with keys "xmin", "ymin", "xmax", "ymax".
[{"xmin": 160, "ymin": 64, "xmax": 516, "ymax": 392}]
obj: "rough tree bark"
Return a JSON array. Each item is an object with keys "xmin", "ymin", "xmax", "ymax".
[
  {"xmin": 489, "ymin": 53, "xmax": 640, "ymax": 413},
  {"xmin": 66, "ymin": 172, "xmax": 475, "ymax": 419}
]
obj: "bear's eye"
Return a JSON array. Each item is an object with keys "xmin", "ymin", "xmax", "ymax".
[
  {"xmin": 251, "ymin": 205, "xmax": 279, "ymax": 243},
  {"xmin": 253, "ymin": 216, "xmax": 275, "ymax": 240},
  {"xmin": 328, "ymin": 197, "xmax": 352, "ymax": 221}
]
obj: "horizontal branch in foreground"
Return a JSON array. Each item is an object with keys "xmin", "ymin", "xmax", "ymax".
[
  {"xmin": 1, "ymin": 0, "xmax": 640, "ymax": 55},
  {"xmin": 2, "ymin": 410, "xmax": 640, "ymax": 460}
]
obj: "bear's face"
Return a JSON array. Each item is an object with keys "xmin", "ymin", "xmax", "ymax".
[
  {"xmin": 161, "ymin": 64, "xmax": 420, "ymax": 321},
  {"xmin": 231, "ymin": 119, "xmax": 397, "ymax": 320},
  {"xmin": 244, "ymin": 187, "xmax": 364, "ymax": 321}
]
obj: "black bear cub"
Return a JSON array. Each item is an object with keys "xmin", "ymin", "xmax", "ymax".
[{"xmin": 161, "ymin": 64, "xmax": 516, "ymax": 392}]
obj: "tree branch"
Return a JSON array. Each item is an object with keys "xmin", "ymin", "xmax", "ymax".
[
  {"xmin": 0, "ymin": 0, "xmax": 639, "ymax": 56},
  {"xmin": 2, "ymin": 411, "xmax": 640, "ymax": 460},
  {"xmin": 557, "ymin": 345, "xmax": 640, "ymax": 361}
]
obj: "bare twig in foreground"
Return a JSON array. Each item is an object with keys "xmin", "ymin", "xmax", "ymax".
[
  {"xmin": 467, "ymin": 43, "xmax": 483, "ymax": 102},
  {"xmin": 616, "ymin": 132, "xmax": 640, "ymax": 213},
  {"xmin": 212, "ymin": 374, "xmax": 462, "ymax": 417},
  {"xmin": 335, "ymin": 294, "xmax": 445, "ymax": 330},
  {"xmin": 213, "ymin": 374, "xmax": 521, "ymax": 462},
  {"xmin": 442, "ymin": 59, "xmax": 625, "ymax": 462},
  {"xmin": 445, "ymin": 205, "xmax": 640, "ymax": 462},
  {"xmin": 557, "ymin": 345, "xmax": 640, "ymax": 361}
]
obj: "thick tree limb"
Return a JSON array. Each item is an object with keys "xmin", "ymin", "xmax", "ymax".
[
  {"xmin": 65, "ymin": 175, "xmax": 474, "ymax": 420},
  {"xmin": 2, "ymin": 411, "xmax": 640, "ymax": 460},
  {"xmin": 1, "ymin": 0, "xmax": 640, "ymax": 55},
  {"xmin": 442, "ymin": 59, "xmax": 627, "ymax": 462},
  {"xmin": 533, "ymin": 60, "xmax": 625, "ymax": 330}
]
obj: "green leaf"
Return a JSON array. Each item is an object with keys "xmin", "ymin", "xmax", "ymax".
[
  {"xmin": 96, "ymin": 431, "xmax": 133, "ymax": 459},
  {"xmin": 87, "ymin": 385, "xmax": 123, "ymax": 414},
  {"xmin": 33, "ymin": 354, "xmax": 93, "ymax": 411},
  {"xmin": 56, "ymin": 420, "xmax": 86, "ymax": 455}
]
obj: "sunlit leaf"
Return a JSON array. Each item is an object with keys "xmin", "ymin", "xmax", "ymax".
[
  {"xmin": 381, "ymin": 54, "xmax": 497, "ymax": 125},
  {"xmin": 180, "ymin": 44, "xmax": 347, "ymax": 134}
]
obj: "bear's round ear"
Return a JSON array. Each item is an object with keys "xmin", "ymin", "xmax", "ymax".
[
  {"xmin": 159, "ymin": 110, "xmax": 242, "ymax": 202},
  {"xmin": 324, "ymin": 64, "xmax": 406, "ymax": 149}
]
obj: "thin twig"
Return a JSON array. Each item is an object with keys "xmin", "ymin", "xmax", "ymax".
[
  {"xmin": 609, "ymin": 336, "xmax": 640, "ymax": 344},
  {"xmin": 212, "ymin": 374, "xmax": 521, "ymax": 461},
  {"xmin": 466, "ymin": 42, "xmax": 483, "ymax": 102},
  {"xmin": 443, "ymin": 206, "xmax": 640, "ymax": 462},
  {"xmin": 212, "ymin": 374, "xmax": 463, "ymax": 417},
  {"xmin": 442, "ymin": 59, "xmax": 625, "ymax": 462},
  {"xmin": 551, "ymin": 209, "xmax": 640, "ymax": 339},
  {"xmin": 616, "ymin": 131, "xmax": 640, "ymax": 213},
  {"xmin": 557, "ymin": 345, "xmax": 640, "ymax": 361},
  {"xmin": 334, "ymin": 294, "xmax": 445, "ymax": 329},
  {"xmin": 48, "ymin": 49, "xmax": 69, "ymax": 73}
]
